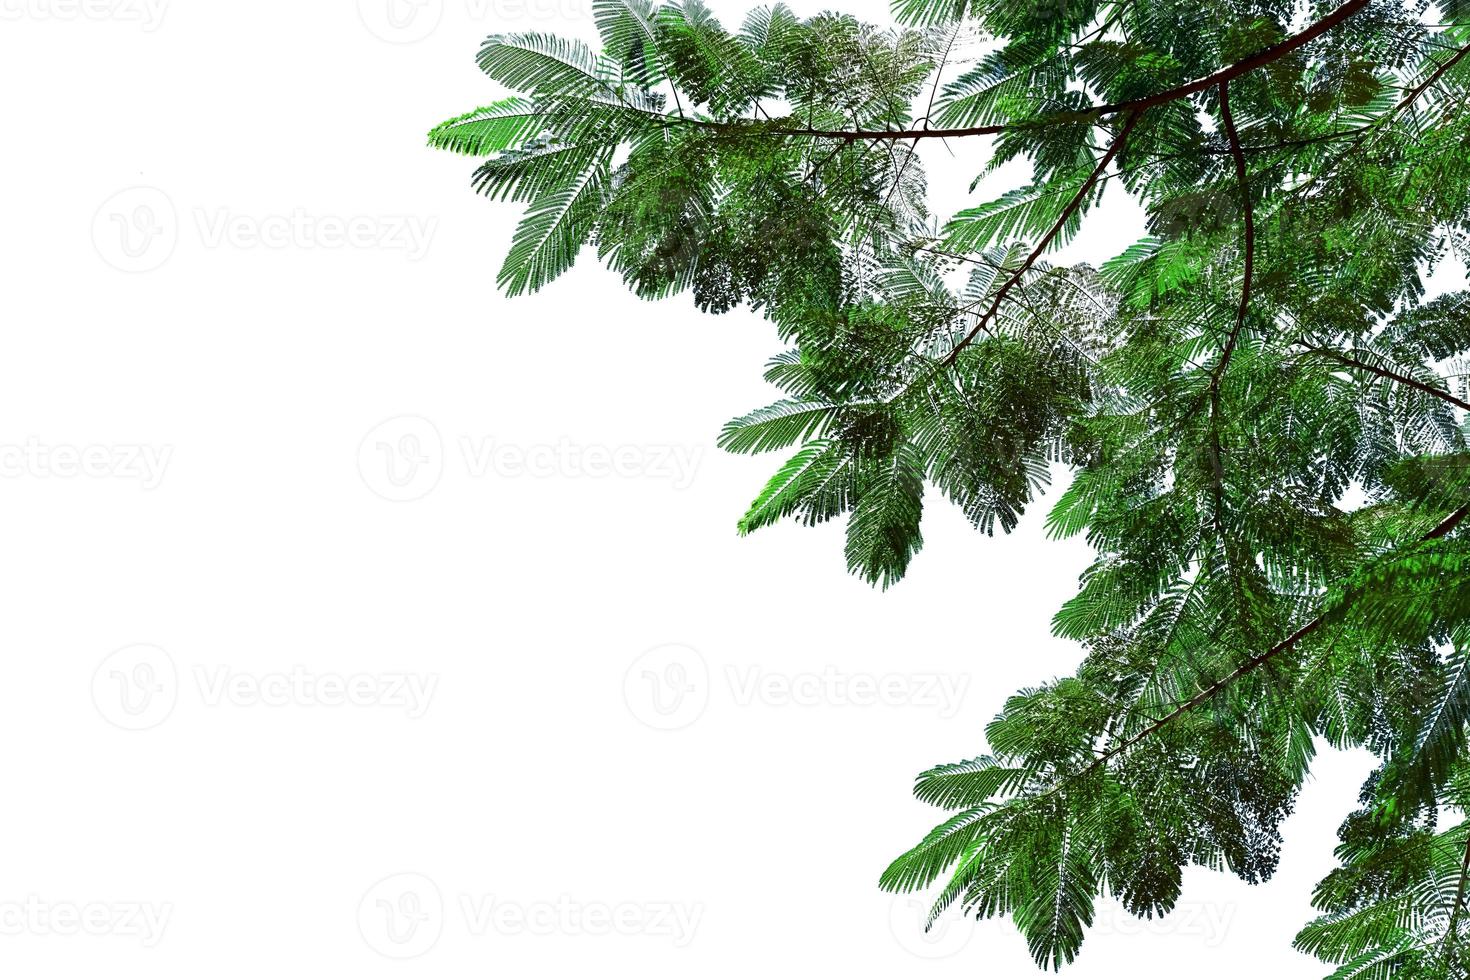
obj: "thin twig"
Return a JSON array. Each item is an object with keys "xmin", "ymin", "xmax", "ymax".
[{"xmin": 941, "ymin": 111, "xmax": 1142, "ymax": 368}]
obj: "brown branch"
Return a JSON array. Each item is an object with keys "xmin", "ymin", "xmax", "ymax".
[
  {"xmin": 1397, "ymin": 41, "xmax": 1470, "ymax": 112},
  {"xmin": 1302, "ymin": 346, "xmax": 1470, "ymax": 411},
  {"xmin": 1204, "ymin": 78, "xmax": 1254, "ymax": 578},
  {"xmin": 754, "ymin": 0, "xmax": 1368, "ymax": 143},
  {"xmin": 940, "ymin": 111, "xmax": 1142, "ymax": 368},
  {"xmin": 912, "ymin": 242, "xmax": 1114, "ymax": 326},
  {"xmin": 879, "ymin": 23, "xmax": 961, "ymax": 208},
  {"xmin": 1078, "ymin": 501, "xmax": 1470, "ymax": 779},
  {"xmin": 1213, "ymin": 79, "xmax": 1254, "ymax": 388},
  {"xmin": 1007, "ymin": 501, "xmax": 1470, "ymax": 823},
  {"xmin": 1289, "ymin": 39, "xmax": 1470, "ymax": 199}
]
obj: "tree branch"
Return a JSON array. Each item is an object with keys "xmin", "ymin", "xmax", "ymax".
[
  {"xmin": 751, "ymin": 0, "xmax": 1368, "ymax": 143},
  {"xmin": 1081, "ymin": 501, "xmax": 1470, "ymax": 779},
  {"xmin": 1289, "ymin": 39, "xmax": 1470, "ymax": 199},
  {"xmin": 1204, "ymin": 78, "xmax": 1255, "ymax": 578},
  {"xmin": 1302, "ymin": 346, "xmax": 1470, "ymax": 412},
  {"xmin": 1397, "ymin": 41, "xmax": 1470, "ymax": 112},
  {"xmin": 1213, "ymin": 79, "xmax": 1254, "ymax": 388},
  {"xmin": 940, "ymin": 111, "xmax": 1142, "ymax": 368}
]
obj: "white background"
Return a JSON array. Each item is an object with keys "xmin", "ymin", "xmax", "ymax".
[{"xmin": 0, "ymin": 0, "xmax": 1420, "ymax": 976}]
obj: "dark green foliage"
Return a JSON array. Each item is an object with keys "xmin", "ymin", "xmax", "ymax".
[{"xmin": 429, "ymin": 0, "xmax": 1470, "ymax": 973}]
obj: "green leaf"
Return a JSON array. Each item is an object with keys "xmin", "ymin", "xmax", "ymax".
[
  {"xmin": 498, "ymin": 154, "xmax": 611, "ymax": 295},
  {"xmin": 845, "ymin": 444, "xmax": 926, "ymax": 589}
]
